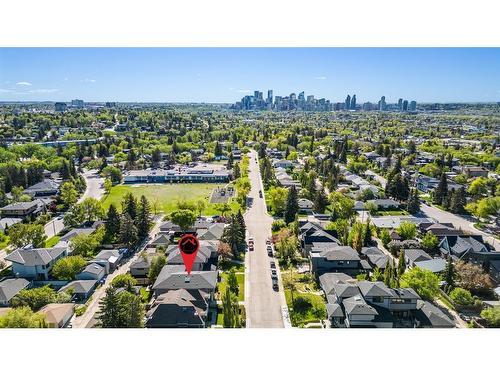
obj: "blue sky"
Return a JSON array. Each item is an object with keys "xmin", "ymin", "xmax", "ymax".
[{"xmin": 0, "ymin": 48, "xmax": 499, "ymax": 103}]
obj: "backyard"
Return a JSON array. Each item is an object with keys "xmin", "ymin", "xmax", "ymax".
[{"xmin": 101, "ymin": 183, "xmax": 240, "ymax": 215}]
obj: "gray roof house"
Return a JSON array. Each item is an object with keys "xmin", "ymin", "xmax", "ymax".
[
  {"xmin": 24, "ymin": 179, "xmax": 60, "ymax": 197},
  {"xmin": 91, "ymin": 250, "xmax": 122, "ymax": 272},
  {"xmin": 0, "ymin": 278, "xmax": 30, "ymax": 306},
  {"xmin": 146, "ymin": 289, "xmax": 210, "ymax": 328},
  {"xmin": 152, "ymin": 265, "xmax": 217, "ymax": 297},
  {"xmin": 310, "ymin": 243, "xmax": 366, "ymax": 276},
  {"xmin": 414, "ymin": 300, "xmax": 455, "ymax": 328},
  {"xmin": 76, "ymin": 263, "xmax": 106, "ymax": 281},
  {"xmin": 404, "ymin": 249, "xmax": 432, "ymax": 267},
  {"xmin": 196, "ymin": 223, "xmax": 226, "ymax": 241},
  {"xmin": 414, "ymin": 258, "xmax": 447, "ymax": 273},
  {"xmin": 5, "ymin": 247, "xmax": 68, "ymax": 280},
  {"xmin": 60, "ymin": 227, "xmax": 96, "ymax": 243},
  {"xmin": 59, "ymin": 280, "xmax": 97, "ymax": 300}
]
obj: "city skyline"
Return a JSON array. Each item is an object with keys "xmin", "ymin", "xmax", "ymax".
[{"xmin": 1, "ymin": 48, "xmax": 500, "ymax": 103}]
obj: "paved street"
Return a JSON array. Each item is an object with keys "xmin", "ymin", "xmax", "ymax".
[
  {"xmin": 244, "ymin": 150, "xmax": 287, "ymax": 328},
  {"xmin": 43, "ymin": 169, "xmax": 105, "ymax": 239},
  {"xmin": 73, "ymin": 217, "xmax": 162, "ymax": 328}
]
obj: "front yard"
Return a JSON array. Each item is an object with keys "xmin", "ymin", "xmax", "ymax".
[{"xmin": 281, "ymin": 268, "xmax": 327, "ymax": 327}]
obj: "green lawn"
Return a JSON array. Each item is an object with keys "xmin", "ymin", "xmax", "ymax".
[
  {"xmin": 44, "ymin": 236, "xmax": 61, "ymax": 248},
  {"xmin": 0, "ymin": 236, "xmax": 9, "ymax": 250},
  {"xmin": 217, "ymin": 271, "xmax": 245, "ymax": 301},
  {"xmin": 101, "ymin": 183, "xmax": 240, "ymax": 215}
]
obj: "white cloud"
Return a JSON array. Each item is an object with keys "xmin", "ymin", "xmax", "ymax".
[
  {"xmin": 83, "ymin": 78, "xmax": 96, "ymax": 83},
  {"xmin": 236, "ymin": 89, "xmax": 251, "ymax": 93},
  {"xmin": 314, "ymin": 76, "xmax": 327, "ymax": 80},
  {"xmin": 16, "ymin": 81, "xmax": 32, "ymax": 86},
  {"xmin": 0, "ymin": 88, "xmax": 11, "ymax": 93},
  {"xmin": 28, "ymin": 88, "xmax": 59, "ymax": 93}
]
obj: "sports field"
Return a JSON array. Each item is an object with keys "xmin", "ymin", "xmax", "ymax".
[{"xmin": 101, "ymin": 183, "xmax": 240, "ymax": 215}]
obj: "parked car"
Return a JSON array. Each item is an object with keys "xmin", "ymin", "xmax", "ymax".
[
  {"xmin": 271, "ymin": 269, "xmax": 277, "ymax": 277},
  {"xmin": 270, "ymin": 261, "xmax": 276, "ymax": 269},
  {"xmin": 266, "ymin": 238, "xmax": 272, "ymax": 245},
  {"xmin": 259, "ymin": 190, "xmax": 263, "ymax": 198},
  {"xmin": 272, "ymin": 278, "xmax": 279, "ymax": 291},
  {"xmin": 267, "ymin": 245, "xmax": 273, "ymax": 256},
  {"xmin": 248, "ymin": 243, "xmax": 254, "ymax": 251}
]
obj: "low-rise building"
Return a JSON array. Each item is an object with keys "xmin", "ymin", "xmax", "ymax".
[{"xmin": 6, "ymin": 247, "xmax": 68, "ymax": 280}]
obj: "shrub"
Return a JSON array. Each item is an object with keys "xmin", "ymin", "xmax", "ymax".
[
  {"xmin": 272, "ymin": 219, "xmax": 286, "ymax": 232},
  {"xmin": 449, "ymin": 287, "xmax": 474, "ymax": 306}
]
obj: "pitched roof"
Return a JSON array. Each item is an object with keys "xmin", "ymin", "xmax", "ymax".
[
  {"xmin": 78, "ymin": 263, "xmax": 105, "ymax": 276},
  {"xmin": 416, "ymin": 300, "xmax": 455, "ymax": 328},
  {"xmin": 315, "ymin": 245, "xmax": 361, "ymax": 261},
  {"xmin": 152, "ymin": 265, "xmax": 217, "ymax": 291},
  {"xmin": 405, "ymin": 249, "xmax": 432, "ymax": 264},
  {"xmin": 414, "ymin": 258, "xmax": 447, "ymax": 273},
  {"xmin": 146, "ymin": 289, "xmax": 208, "ymax": 327},
  {"xmin": 319, "ymin": 272, "xmax": 356, "ymax": 295},
  {"xmin": 5, "ymin": 247, "xmax": 66, "ymax": 266},
  {"xmin": 0, "ymin": 278, "xmax": 29, "ymax": 302},
  {"xmin": 358, "ymin": 281, "xmax": 394, "ymax": 298},
  {"xmin": 39, "ymin": 303, "xmax": 74, "ymax": 326},
  {"xmin": 342, "ymin": 295, "xmax": 378, "ymax": 316},
  {"xmin": 326, "ymin": 303, "xmax": 344, "ymax": 318},
  {"xmin": 60, "ymin": 228, "xmax": 96, "ymax": 242},
  {"xmin": 60, "ymin": 280, "xmax": 97, "ymax": 294},
  {"xmin": 196, "ymin": 223, "xmax": 226, "ymax": 240},
  {"xmin": 24, "ymin": 179, "xmax": 60, "ymax": 194}
]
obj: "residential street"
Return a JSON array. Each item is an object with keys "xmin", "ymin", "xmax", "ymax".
[
  {"xmin": 44, "ymin": 169, "xmax": 105, "ymax": 239},
  {"xmin": 73, "ymin": 216, "xmax": 162, "ymax": 328},
  {"xmin": 244, "ymin": 150, "xmax": 287, "ymax": 328}
]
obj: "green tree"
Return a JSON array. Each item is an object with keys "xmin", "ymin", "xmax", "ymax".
[
  {"xmin": 221, "ymin": 214, "xmax": 245, "ymax": 255},
  {"xmin": 137, "ymin": 195, "xmax": 152, "ymax": 238},
  {"xmin": 449, "ymin": 187, "xmax": 467, "ymax": 214},
  {"xmin": 70, "ymin": 233, "xmax": 100, "ymax": 257},
  {"xmin": 119, "ymin": 213, "xmax": 138, "ymax": 246},
  {"xmin": 0, "ymin": 307, "xmax": 47, "ymax": 328},
  {"xmin": 379, "ymin": 228, "xmax": 391, "ymax": 247},
  {"xmin": 284, "ymin": 186, "xmax": 299, "ymax": 224},
  {"xmin": 449, "ymin": 287, "xmax": 474, "ymax": 306},
  {"xmin": 148, "ymin": 254, "xmax": 166, "ymax": 282},
  {"xmin": 11, "ymin": 285, "xmax": 70, "ymax": 311},
  {"xmin": 433, "ymin": 172, "xmax": 448, "ymax": 205},
  {"xmin": 101, "ymin": 166, "xmax": 123, "ymax": 184},
  {"xmin": 227, "ymin": 268, "xmax": 239, "ymax": 295},
  {"xmin": 400, "ymin": 267, "xmax": 440, "ymax": 300},
  {"xmin": 329, "ymin": 192, "xmax": 354, "ymax": 221},
  {"xmin": 170, "ymin": 209, "xmax": 197, "ymax": 232},
  {"xmin": 444, "ymin": 257, "xmax": 455, "ymax": 288},
  {"xmin": 467, "ymin": 177, "xmax": 488, "ymax": 198},
  {"xmin": 103, "ymin": 178, "xmax": 113, "ymax": 194},
  {"xmin": 8, "ymin": 223, "xmax": 46, "ymax": 248},
  {"xmin": 421, "ymin": 232, "xmax": 439, "ymax": 253},
  {"xmin": 121, "ymin": 192, "xmax": 138, "ymax": 222},
  {"xmin": 268, "ymin": 186, "xmax": 288, "ymax": 215},
  {"xmin": 105, "ymin": 203, "xmax": 121, "ymax": 242},
  {"xmin": 406, "ymin": 188, "xmax": 420, "ymax": 214},
  {"xmin": 398, "ymin": 249, "xmax": 406, "ymax": 277},
  {"xmin": 480, "ymin": 306, "xmax": 500, "ymax": 327},
  {"xmin": 313, "ymin": 188, "xmax": 329, "ymax": 214},
  {"xmin": 275, "ymin": 236, "xmax": 298, "ymax": 264},
  {"xmin": 51, "ymin": 255, "xmax": 86, "ymax": 280},
  {"xmin": 98, "ymin": 287, "xmax": 144, "ymax": 328},
  {"xmin": 455, "ymin": 261, "xmax": 492, "ymax": 293},
  {"xmin": 396, "ymin": 221, "xmax": 417, "ymax": 240},
  {"xmin": 111, "ymin": 273, "xmax": 137, "ymax": 290},
  {"xmin": 222, "ymin": 290, "xmax": 240, "ymax": 328},
  {"xmin": 60, "ymin": 181, "xmax": 78, "ymax": 208},
  {"xmin": 195, "ymin": 199, "xmax": 206, "ymax": 217},
  {"xmin": 80, "ymin": 197, "xmax": 105, "ymax": 223}
]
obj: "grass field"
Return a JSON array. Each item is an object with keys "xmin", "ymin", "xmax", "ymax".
[
  {"xmin": 217, "ymin": 271, "xmax": 245, "ymax": 301},
  {"xmin": 44, "ymin": 236, "xmax": 61, "ymax": 248},
  {"xmin": 101, "ymin": 183, "xmax": 240, "ymax": 215}
]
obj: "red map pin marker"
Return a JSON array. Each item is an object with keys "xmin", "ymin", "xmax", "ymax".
[{"xmin": 178, "ymin": 234, "xmax": 200, "ymax": 275}]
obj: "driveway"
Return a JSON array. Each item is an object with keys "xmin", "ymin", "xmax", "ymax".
[{"xmin": 244, "ymin": 150, "xmax": 287, "ymax": 328}]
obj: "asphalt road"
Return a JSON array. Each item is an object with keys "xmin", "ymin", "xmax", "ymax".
[
  {"xmin": 244, "ymin": 150, "xmax": 287, "ymax": 328},
  {"xmin": 43, "ymin": 169, "xmax": 105, "ymax": 239}
]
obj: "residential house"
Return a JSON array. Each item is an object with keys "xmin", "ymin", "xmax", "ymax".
[
  {"xmin": 298, "ymin": 198, "xmax": 314, "ymax": 213},
  {"xmin": 91, "ymin": 250, "xmax": 123, "ymax": 272},
  {"xmin": 76, "ymin": 263, "xmax": 106, "ymax": 281},
  {"xmin": 59, "ymin": 280, "xmax": 97, "ymax": 300},
  {"xmin": 438, "ymin": 235, "xmax": 500, "ymax": 265},
  {"xmin": 0, "ymin": 278, "xmax": 30, "ymax": 306},
  {"xmin": 404, "ymin": 249, "xmax": 432, "ymax": 268},
  {"xmin": 0, "ymin": 201, "xmax": 39, "ymax": 218},
  {"xmin": 489, "ymin": 260, "xmax": 500, "ymax": 284},
  {"xmin": 462, "ymin": 166, "xmax": 489, "ymax": 178},
  {"xmin": 310, "ymin": 243, "xmax": 367, "ymax": 276},
  {"xmin": 0, "ymin": 217, "xmax": 22, "ymax": 231},
  {"xmin": 361, "ymin": 247, "xmax": 389, "ymax": 270},
  {"xmin": 59, "ymin": 227, "xmax": 96, "ymax": 243},
  {"xmin": 414, "ymin": 258, "xmax": 447, "ymax": 273},
  {"xmin": 272, "ymin": 159, "xmax": 294, "ymax": 169},
  {"xmin": 196, "ymin": 223, "xmax": 225, "ymax": 241},
  {"xmin": 39, "ymin": 303, "xmax": 74, "ymax": 328},
  {"xmin": 367, "ymin": 199, "xmax": 401, "ymax": 210},
  {"xmin": 151, "ymin": 265, "xmax": 217, "ymax": 298},
  {"xmin": 6, "ymin": 247, "xmax": 68, "ymax": 280},
  {"xmin": 414, "ymin": 300, "xmax": 455, "ymax": 328},
  {"xmin": 24, "ymin": 179, "xmax": 60, "ymax": 197},
  {"xmin": 299, "ymin": 221, "xmax": 341, "ymax": 256},
  {"xmin": 145, "ymin": 289, "xmax": 210, "ymax": 328}
]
